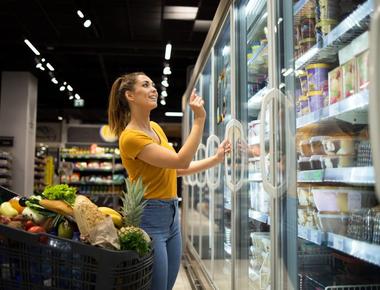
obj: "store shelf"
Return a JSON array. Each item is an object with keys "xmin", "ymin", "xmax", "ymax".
[
  {"xmin": 297, "ymin": 90, "xmax": 369, "ymax": 129},
  {"xmin": 80, "ymin": 191, "xmax": 121, "ymax": 196},
  {"xmin": 249, "ymin": 209, "xmax": 269, "ymax": 224},
  {"xmin": 298, "ymin": 225, "xmax": 326, "ymax": 246},
  {"xmin": 298, "ymin": 167, "xmax": 375, "ymax": 185},
  {"xmin": 224, "ymin": 243, "xmax": 232, "ymax": 256},
  {"xmin": 327, "ymin": 233, "xmax": 380, "ymax": 267},
  {"xmin": 61, "ymin": 153, "xmax": 120, "ymax": 160},
  {"xmin": 73, "ymin": 167, "xmax": 124, "ymax": 173},
  {"xmin": 68, "ymin": 180, "xmax": 124, "ymax": 186},
  {"xmin": 249, "ymin": 172, "xmax": 262, "ymax": 182},
  {"xmin": 248, "ymin": 86, "xmax": 268, "ymax": 113},
  {"xmin": 295, "ymin": 0, "xmax": 373, "ymax": 70}
]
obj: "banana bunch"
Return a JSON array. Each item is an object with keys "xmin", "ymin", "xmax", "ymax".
[{"xmin": 98, "ymin": 207, "xmax": 123, "ymax": 228}]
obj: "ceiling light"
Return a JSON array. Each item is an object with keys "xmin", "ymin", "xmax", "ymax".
[
  {"xmin": 161, "ymin": 78, "xmax": 169, "ymax": 87},
  {"xmin": 67, "ymin": 85, "xmax": 73, "ymax": 91},
  {"xmin": 69, "ymin": 95, "xmax": 74, "ymax": 100},
  {"xmin": 63, "ymin": 81, "xmax": 67, "ymax": 85},
  {"xmin": 24, "ymin": 39, "xmax": 40, "ymax": 55},
  {"xmin": 161, "ymin": 90, "xmax": 168, "ymax": 97},
  {"xmin": 77, "ymin": 10, "xmax": 84, "ymax": 18},
  {"xmin": 164, "ymin": 6, "xmax": 198, "ymax": 20},
  {"xmin": 163, "ymin": 66, "xmax": 172, "ymax": 75},
  {"xmin": 193, "ymin": 20, "xmax": 212, "ymax": 32},
  {"xmin": 160, "ymin": 99, "xmax": 166, "ymax": 106},
  {"xmin": 58, "ymin": 116, "xmax": 63, "ymax": 121},
  {"xmin": 75, "ymin": 93, "xmax": 80, "ymax": 100},
  {"xmin": 164, "ymin": 43, "xmax": 172, "ymax": 60},
  {"xmin": 41, "ymin": 58, "xmax": 45, "ymax": 62},
  {"xmin": 51, "ymin": 77, "xmax": 58, "ymax": 84},
  {"xmin": 165, "ymin": 112, "xmax": 183, "ymax": 117},
  {"xmin": 59, "ymin": 85, "xmax": 65, "ymax": 91},
  {"xmin": 46, "ymin": 63, "xmax": 54, "ymax": 71},
  {"xmin": 83, "ymin": 19, "xmax": 91, "ymax": 28}
]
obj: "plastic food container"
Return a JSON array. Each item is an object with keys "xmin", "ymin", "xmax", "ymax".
[
  {"xmin": 298, "ymin": 157, "xmax": 312, "ymax": 171},
  {"xmin": 298, "ymin": 71, "xmax": 308, "ymax": 96},
  {"xmin": 317, "ymin": 0, "xmax": 340, "ymax": 20},
  {"xmin": 316, "ymin": 212, "xmax": 349, "ymax": 235},
  {"xmin": 306, "ymin": 63, "xmax": 330, "ymax": 94},
  {"xmin": 328, "ymin": 66, "xmax": 343, "ymax": 104},
  {"xmin": 316, "ymin": 19, "xmax": 338, "ymax": 35},
  {"xmin": 322, "ymin": 136, "xmax": 359, "ymax": 155},
  {"xmin": 310, "ymin": 136, "xmax": 330, "ymax": 155},
  {"xmin": 299, "ymin": 95, "xmax": 309, "ymax": 116},
  {"xmin": 299, "ymin": 139, "xmax": 312, "ymax": 156},
  {"xmin": 308, "ymin": 91, "xmax": 325, "ymax": 112},
  {"xmin": 298, "ymin": 185, "xmax": 312, "ymax": 206},
  {"xmin": 356, "ymin": 50, "xmax": 369, "ymax": 91},
  {"xmin": 342, "ymin": 59, "xmax": 357, "ymax": 98},
  {"xmin": 322, "ymin": 155, "xmax": 355, "ymax": 168},
  {"xmin": 312, "ymin": 186, "xmax": 376, "ymax": 213},
  {"xmin": 300, "ymin": 16, "xmax": 316, "ymax": 40},
  {"xmin": 310, "ymin": 155, "xmax": 324, "ymax": 169}
]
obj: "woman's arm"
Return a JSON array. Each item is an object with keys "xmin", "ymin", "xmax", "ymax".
[
  {"xmin": 177, "ymin": 139, "xmax": 231, "ymax": 176},
  {"xmin": 136, "ymin": 90, "xmax": 206, "ymax": 169}
]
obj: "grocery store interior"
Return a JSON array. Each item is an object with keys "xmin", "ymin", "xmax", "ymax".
[{"xmin": 1, "ymin": 0, "xmax": 380, "ymax": 289}]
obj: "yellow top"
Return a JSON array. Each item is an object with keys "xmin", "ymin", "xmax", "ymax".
[{"xmin": 119, "ymin": 121, "xmax": 177, "ymax": 200}]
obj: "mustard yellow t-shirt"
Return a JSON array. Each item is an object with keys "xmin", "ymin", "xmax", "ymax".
[{"xmin": 119, "ymin": 121, "xmax": 177, "ymax": 200}]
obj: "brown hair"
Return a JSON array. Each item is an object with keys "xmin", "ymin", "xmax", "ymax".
[{"xmin": 108, "ymin": 72, "xmax": 146, "ymax": 136}]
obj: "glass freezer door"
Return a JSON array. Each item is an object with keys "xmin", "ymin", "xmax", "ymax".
[
  {"xmin": 213, "ymin": 12, "xmax": 233, "ymax": 290},
  {"xmin": 234, "ymin": 0, "xmax": 272, "ymax": 289}
]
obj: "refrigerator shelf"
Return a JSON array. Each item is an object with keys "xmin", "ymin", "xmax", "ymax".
[
  {"xmin": 327, "ymin": 233, "xmax": 380, "ymax": 267},
  {"xmin": 249, "ymin": 209, "xmax": 270, "ymax": 224},
  {"xmin": 248, "ymin": 86, "xmax": 268, "ymax": 113},
  {"xmin": 298, "ymin": 225, "xmax": 326, "ymax": 245},
  {"xmin": 298, "ymin": 167, "xmax": 375, "ymax": 185},
  {"xmin": 295, "ymin": 0, "xmax": 373, "ymax": 70},
  {"xmin": 296, "ymin": 90, "xmax": 369, "ymax": 129}
]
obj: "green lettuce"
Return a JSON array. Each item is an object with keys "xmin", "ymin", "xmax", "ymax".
[{"xmin": 42, "ymin": 184, "xmax": 77, "ymax": 205}]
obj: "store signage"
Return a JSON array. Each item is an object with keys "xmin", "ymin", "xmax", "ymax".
[
  {"xmin": 74, "ymin": 99, "xmax": 85, "ymax": 107},
  {"xmin": 0, "ymin": 136, "xmax": 13, "ymax": 147}
]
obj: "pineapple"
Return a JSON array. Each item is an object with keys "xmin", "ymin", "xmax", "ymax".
[{"xmin": 118, "ymin": 177, "xmax": 151, "ymax": 256}]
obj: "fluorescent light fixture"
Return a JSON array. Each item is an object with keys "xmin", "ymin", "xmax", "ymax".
[
  {"xmin": 58, "ymin": 116, "xmax": 63, "ymax": 121},
  {"xmin": 161, "ymin": 78, "xmax": 169, "ymax": 87},
  {"xmin": 163, "ymin": 66, "xmax": 172, "ymax": 75},
  {"xmin": 63, "ymin": 82, "xmax": 67, "ymax": 85},
  {"xmin": 67, "ymin": 84, "xmax": 73, "ymax": 91},
  {"xmin": 24, "ymin": 39, "xmax": 40, "ymax": 55},
  {"xmin": 46, "ymin": 63, "xmax": 54, "ymax": 71},
  {"xmin": 51, "ymin": 77, "xmax": 58, "ymax": 84},
  {"xmin": 59, "ymin": 85, "xmax": 65, "ymax": 91},
  {"xmin": 41, "ymin": 58, "xmax": 45, "ymax": 62},
  {"xmin": 75, "ymin": 93, "xmax": 80, "ymax": 100},
  {"xmin": 83, "ymin": 19, "xmax": 91, "ymax": 28},
  {"xmin": 164, "ymin": 43, "xmax": 172, "ymax": 60},
  {"xmin": 165, "ymin": 112, "xmax": 183, "ymax": 117},
  {"xmin": 77, "ymin": 10, "xmax": 84, "ymax": 18},
  {"xmin": 160, "ymin": 99, "xmax": 166, "ymax": 105},
  {"xmin": 164, "ymin": 6, "xmax": 198, "ymax": 20},
  {"xmin": 161, "ymin": 90, "xmax": 168, "ymax": 97},
  {"xmin": 69, "ymin": 95, "xmax": 74, "ymax": 100},
  {"xmin": 193, "ymin": 20, "xmax": 212, "ymax": 32}
]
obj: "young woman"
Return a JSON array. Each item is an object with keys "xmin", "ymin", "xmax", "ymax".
[{"xmin": 108, "ymin": 72, "xmax": 230, "ymax": 290}]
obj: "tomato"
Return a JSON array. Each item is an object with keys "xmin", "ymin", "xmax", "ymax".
[
  {"xmin": 27, "ymin": 226, "xmax": 45, "ymax": 234},
  {"xmin": 24, "ymin": 220, "xmax": 35, "ymax": 231}
]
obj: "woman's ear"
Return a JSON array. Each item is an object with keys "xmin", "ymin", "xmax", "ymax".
[{"xmin": 125, "ymin": 91, "xmax": 135, "ymax": 102}]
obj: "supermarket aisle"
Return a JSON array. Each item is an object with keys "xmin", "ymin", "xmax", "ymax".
[{"xmin": 173, "ymin": 263, "xmax": 192, "ymax": 289}]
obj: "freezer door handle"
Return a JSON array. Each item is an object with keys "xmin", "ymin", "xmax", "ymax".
[
  {"xmin": 260, "ymin": 88, "xmax": 277, "ymax": 197},
  {"xmin": 197, "ymin": 143, "xmax": 207, "ymax": 188},
  {"xmin": 206, "ymin": 135, "xmax": 221, "ymax": 190},
  {"xmin": 369, "ymin": 2, "xmax": 380, "ymax": 201}
]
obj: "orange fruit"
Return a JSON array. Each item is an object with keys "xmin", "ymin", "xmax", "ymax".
[{"xmin": 9, "ymin": 197, "xmax": 25, "ymax": 214}]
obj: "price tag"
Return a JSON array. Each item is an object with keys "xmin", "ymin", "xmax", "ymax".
[{"xmin": 333, "ymin": 236, "xmax": 344, "ymax": 251}]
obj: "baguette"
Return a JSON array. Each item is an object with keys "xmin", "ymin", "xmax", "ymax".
[{"xmin": 39, "ymin": 199, "xmax": 74, "ymax": 217}]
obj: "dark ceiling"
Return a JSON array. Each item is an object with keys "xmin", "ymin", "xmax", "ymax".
[{"xmin": 0, "ymin": 0, "xmax": 219, "ymax": 124}]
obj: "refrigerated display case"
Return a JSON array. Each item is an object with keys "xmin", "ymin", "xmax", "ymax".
[{"xmin": 181, "ymin": 0, "xmax": 380, "ymax": 289}]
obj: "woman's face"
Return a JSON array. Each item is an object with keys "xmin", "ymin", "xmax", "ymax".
[{"xmin": 129, "ymin": 74, "xmax": 158, "ymax": 110}]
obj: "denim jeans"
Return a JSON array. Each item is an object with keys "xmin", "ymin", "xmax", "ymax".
[{"xmin": 140, "ymin": 199, "xmax": 182, "ymax": 290}]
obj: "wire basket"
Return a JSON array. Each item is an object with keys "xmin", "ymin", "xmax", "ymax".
[{"xmin": 0, "ymin": 187, "xmax": 153, "ymax": 290}]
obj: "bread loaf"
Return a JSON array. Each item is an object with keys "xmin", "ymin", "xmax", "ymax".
[{"xmin": 39, "ymin": 199, "xmax": 74, "ymax": 217}]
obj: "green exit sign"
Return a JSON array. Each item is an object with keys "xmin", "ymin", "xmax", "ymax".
[{"xmin": 74, "ymin": 99, "xmax": 84, "ymax": 107}]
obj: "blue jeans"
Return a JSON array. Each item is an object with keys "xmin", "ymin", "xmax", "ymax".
[{"xmin": 140, "ymin": 199, "xmax": 182, "ymax": 290}]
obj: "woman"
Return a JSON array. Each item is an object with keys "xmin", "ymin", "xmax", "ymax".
[{"xmin": 108, "ymin": 72, "xmax": 230, "ymax": 290}]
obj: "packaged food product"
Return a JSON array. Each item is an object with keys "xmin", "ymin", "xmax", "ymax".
[
  {"xmin": 299, "ymin": 139, "xmax": 312, "ymax": 156},
  {"xmin": 310, "ymin": 155, "xmax": 324, "ymax": 169},
  {"xmin": 342, "ymin": 59, "xmax": 357, "ymax": 98},
  {"xmin": 306, "ymin": 63, "xmax": 330, "ymax": 95},
  {"xmin": 322, "ymin": 155, "xmax": 355, "ymax": 168},
  {"xmin": 297, "ymin": 185, "xmax": 311, "ymax": 206},
  {"xmin": 357, "ymin": 140, "xmax": 372, "ymax": 167},
  {"xmin": 308, "ymin": 91, "xmax": 325, "ymax": 112},
  {"xmin": 300, "ymin": 16, "xmax": 316, "ymax": 40},
  {"xmin": 316, "ymin": 19, "xmax": 338, "ymax": 35},
  {"xmin": 298, "ymin": 157, "xmax": 312, "ymax": 171},
  {"xmin": 356, "ymin": 50, "xmax": 369, "ymax": 91},
  {"xmin": 317, "ymin": 0, "xmax": 340, "ymax": 20},
  {"xmin": 322, "ymin": 136, "xmax": 360, "ymax": 155},
  {"xmin": 299, "ymin": 37, "xmax": 316, "ymax": 54},
  {"xmin": 298, "ymin": 71, "xmax": 308, "ymax": 96},
  {"xmin": 310, "ymin": 136, "xmax": 330, "ymax": 155},
  {"xmin": 299, "ymin": 95, "xmax": 309, "ymax": 116},
  {"xmin": 328, "ymin": 66, "xmax": 343, "ymax": 104},
  {"xmin": 316, "ymin": 212, "xmax": 349, "ymax": 235}
]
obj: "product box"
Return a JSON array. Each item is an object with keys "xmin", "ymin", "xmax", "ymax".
[
  {"xmin": 341, "ymin": 59, "xmax": 357, "ymax": 98},
  {"xmin": 356, "ymin": 49, "xmax": 369, "ymax": 91},
  {"xmin": 328, "ymin": 66, "xmax": 343, "ymax": 104}
]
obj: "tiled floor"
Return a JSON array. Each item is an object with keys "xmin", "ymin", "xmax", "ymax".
[{"xmin": 173, "ymin": 263, "xmax": 192, "ymax": 290}]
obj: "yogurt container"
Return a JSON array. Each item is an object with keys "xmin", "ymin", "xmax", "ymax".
[
  {"xmin": 299, "ymin": 95, "xmax": 309, "ymax": 116},
  {"xmin": 307, "ymin": 91, "xmax": 325, "ymax": 112},
  {"xmin": 306, "ymin": 63, "xmax": 330, "ymax": 95},
  {"xmin": 298, "ymin": 71, "xmax": 308, "ymax": 96}
]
